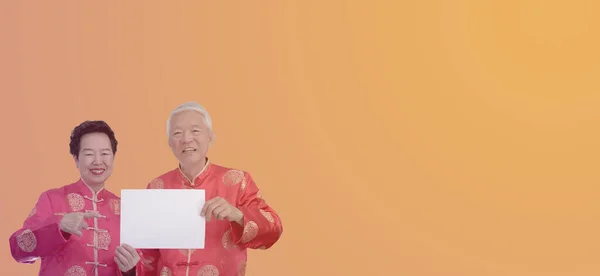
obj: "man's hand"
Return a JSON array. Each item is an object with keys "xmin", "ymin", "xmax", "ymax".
[
  {"xmin": 59, "ymin": 211, "xmax": 100, "ymax": 236},
  {"xmin": 114, "ymin": 243, "xmax": 140, "ymax": 273},
  {"xmin": 201, "ymin": 197, "xmax": 243, "ymax": 225}
]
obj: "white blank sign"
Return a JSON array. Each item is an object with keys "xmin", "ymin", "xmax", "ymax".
[{"xmin": 120, "ymin": 189, "xmax": 205, "ymax": 249}]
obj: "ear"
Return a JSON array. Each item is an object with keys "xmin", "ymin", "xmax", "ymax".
[
  {"xmin": 72, "ymin": 154, "xmax": 79, "ymax": 168},
  {"xmin": 209, "ymin": 132, "xmax": 216, "ymax": 146}
]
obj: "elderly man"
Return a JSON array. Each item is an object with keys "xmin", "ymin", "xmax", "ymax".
[
  {"xmin": 9, "ymin": 120, "xmax": 140, "ymax": 276},
  {"xmin": 134, "ymin": 102, "xmax": 283, "ymax": 276}
]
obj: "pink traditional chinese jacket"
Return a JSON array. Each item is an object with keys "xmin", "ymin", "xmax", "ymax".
[
  {"xmin": 9, "ymin": 179, "xmax": 129, "ymax": 276},
  {"xmin": 136, "ymin": 161, "xmax": 283, "ymax": 276}
]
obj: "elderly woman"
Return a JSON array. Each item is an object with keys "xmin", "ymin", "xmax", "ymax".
[{"xmin": 9, "ymin": 120, "xmax": 140, "ymax": 276}]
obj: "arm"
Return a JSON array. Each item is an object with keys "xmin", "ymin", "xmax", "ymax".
[
  {"xmin": 230, "ymin": 172, "xmax": 283, "ymax": 249},
  {"xmin": 9, "ymin": 191, "xmax": 70, "ymax": 263}
]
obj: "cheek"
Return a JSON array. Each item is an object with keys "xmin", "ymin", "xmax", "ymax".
[
  {"xmin": 77, "ymin": 157, "xmax": 91, "ymax": 168},
  {"xmin": 170, "ymin": 139, "xmax": 183, "ymax": 149},
  {"xmin": 103, "ymin": 157, "xmax": 115, "ymax": 166},
  {"xmin": 197, "ymin": 135, "xmax": 211, "ymax": 144}
]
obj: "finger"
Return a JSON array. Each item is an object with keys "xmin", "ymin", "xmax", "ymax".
[
  {"xmin": 114, "ymin": 256, "xmax": 125, "ymax": 270},
  {"xmin": 205, "ymin": 202, "xmax": 221, "ymax": 221},
  {"xmin": 82, "ymin": 211, "xmax": 100, "ymax": 218},
  {"xmin": 115, "ymin": 247, "xmax": 126, "ymax": 259},
  {"xmin": 80, "ymin": 220, "xmax": 89, "ymax": 229},
  {"xmin": 213, "ymin": 206, "xmax": 228, "ymax": 220},
  {"xmin": 201, "ymin": 198, "xmax": 216, "ymax": 216},
  {"xmin": 200, "ymin": 203, "xmax": 207, "ymax": 216},
  {"xmin": 212, "ymin": 202, "xmax": 229, "ymax": 220},
  {"xmin": 122, "ymin": 243, "xmax": 138, "ymax": 255},
  {"xmin": 73, "ymin": 229, "xmax": 83, "ymax": 236},
  {"xmin": 115, "ymin": 247, "xmax": 130, "ymax": 265},
  {"xmin": 117, "ymin": 245, "xmax": 134, "ymax": 260},
  {"xmin": 202, "ymin": 202, "xmax": 213, "ymax": 220}
]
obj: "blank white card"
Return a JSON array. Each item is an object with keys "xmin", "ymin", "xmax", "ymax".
[{"xmin": 120, "ymin": 189, "xmax": 205, "ymax": 249}]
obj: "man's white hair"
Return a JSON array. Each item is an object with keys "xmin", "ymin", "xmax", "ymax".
[{"xmin": 166, "ymin": 102, "xmax": 213, "ymax": 137}]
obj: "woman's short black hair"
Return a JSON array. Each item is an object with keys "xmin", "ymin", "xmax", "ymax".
[{"xmin": 69, "ymin": 120, "xmax": 118, "ymax": 157}]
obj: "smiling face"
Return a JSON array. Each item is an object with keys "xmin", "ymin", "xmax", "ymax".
[
  {"xmin": 74, "ymin": 132, "xmax": 115, "ymax": 187},
  {"xmin": 168, "ymin": 110, "xmax": 212, "ymax": 169}
]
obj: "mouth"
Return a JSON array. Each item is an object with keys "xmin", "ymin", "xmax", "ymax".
[
  {"xmin": 90, "ymin": 168, "xmax": 105, "ymax": 175},
  {"xmin": 182, "ymin": 147, "xmax": 197, "ymax": 154}
]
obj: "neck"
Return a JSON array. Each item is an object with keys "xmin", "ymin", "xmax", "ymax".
[
  {"xmin": 88, "ymin": 184, "xmax": 104, "ymax": 193},
  {"xmin": 180, "ymin": 159, "xmax": 207, "ymax": 181},
  {"xmin": 82, "ymin": 179, "xmax": 104, "ymax": 193}
]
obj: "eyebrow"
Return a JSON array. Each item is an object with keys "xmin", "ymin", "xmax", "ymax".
[
  {"xmin": 171, "ymin": 125, "xmax": 204, "ymax": 131},
  {"xmin": 81, "ymin": 148, "xmax": 112, "ymax": 151}
]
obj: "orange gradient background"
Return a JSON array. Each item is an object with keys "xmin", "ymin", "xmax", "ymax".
[{"xmin": 2, "ymin": 1, "xmax": 600, "ymax": 275}]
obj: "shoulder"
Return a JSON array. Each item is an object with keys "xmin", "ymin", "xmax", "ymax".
[
  {"xmin": 210, "ymin": 163, "xmax": 249, "ymax": 176},
  {"xmin": 209, "ymin": 163, "xmax": 255, "ymax": 185},
  {"xmin": 41, "ymin": 181, "xmax": 79, "ymax": 199},
  {"xmin": 30, "ymin": 182, "xmax": 81, "ymax": 211},
  {"xmin": 146, "ymin": 168, "xmax": 179, "ymax": 189}
]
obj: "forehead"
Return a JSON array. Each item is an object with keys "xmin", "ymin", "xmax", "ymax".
[
  {"xmin": 80, "ymin": 132, "xmax": 112, "ymax": 149},
  {"xmin": 170, "ymin": 110, "xmax": 207, "ymax": 128}
]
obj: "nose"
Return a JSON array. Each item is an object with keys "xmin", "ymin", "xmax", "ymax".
[
  {"xmin": 92, "ymin": 154, "xmax": 102, "ymax": 164},
  {"xmin": 182, "ymin": 131, "xmax": 193, "ymax": 142}
]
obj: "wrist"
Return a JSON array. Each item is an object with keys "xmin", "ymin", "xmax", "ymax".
[
  {"xmin": 122, "ymin": 267, "xmax": 136, "ymax": 276},
  {"xmin": 233, "ymin": 208, "xmax": 244, "ymax": 225}
]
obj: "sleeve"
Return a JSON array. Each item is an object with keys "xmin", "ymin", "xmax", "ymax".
[
  {"xmin": 8, "ymin": 191, "xmax": 70, "ymax": 263},
  {"xmin": 116, "ymin": 267, "xmax": 137, "ymax": 276},
  {"xmin": 131, "ymin": 249, "xmax": 160, "ymax": 276},
  {"xmin": 229, "ymin": 172, "xmax": 283, "ymax": 249}
]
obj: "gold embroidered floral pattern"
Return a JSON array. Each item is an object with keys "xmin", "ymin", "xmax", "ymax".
[
  {"xmin": 64, "ymin": 265, "xmax": 87, "ymax": 276},
  {"xmin": 67, "ymin": 193, "xmax": 85, "ymax": 212},
  {"xmin": 160, "ymin": 267, "xmax": 172, "ymax": 276},
  {"xmin": 259, "ymin": 209, "xmax": 274, "ymax": 223},
  {"xmin": 241, "ymin": 221, "xmax": 258, "ymax": 243},
  {"xmin": 197, "ymin": 265, "xmax": 219, "ymax": 276},
  {"xmin": 142, "ymin": 255, "xmax": 155, "ymax": 271},
  {"xmin": 110, "ymin": 199, "xmax": 120, "ymax": 215},
  {"xmin": 221, "ymin": 229, "xmax": 237, "ymax": 250},
  {"xmin": 17, "ymin": 229, "xmax": 36, "ymax": 252},
  {"xmin": 98, "ymin": 231, "xmax": 111, "ymax": 249},
  {"xmin": 223, "ymin": 170, "xmax": 246, "ymax": 190},
  {"xmin": 149, "ymin": 178, "xmax": 164, "ymax": 189}
]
